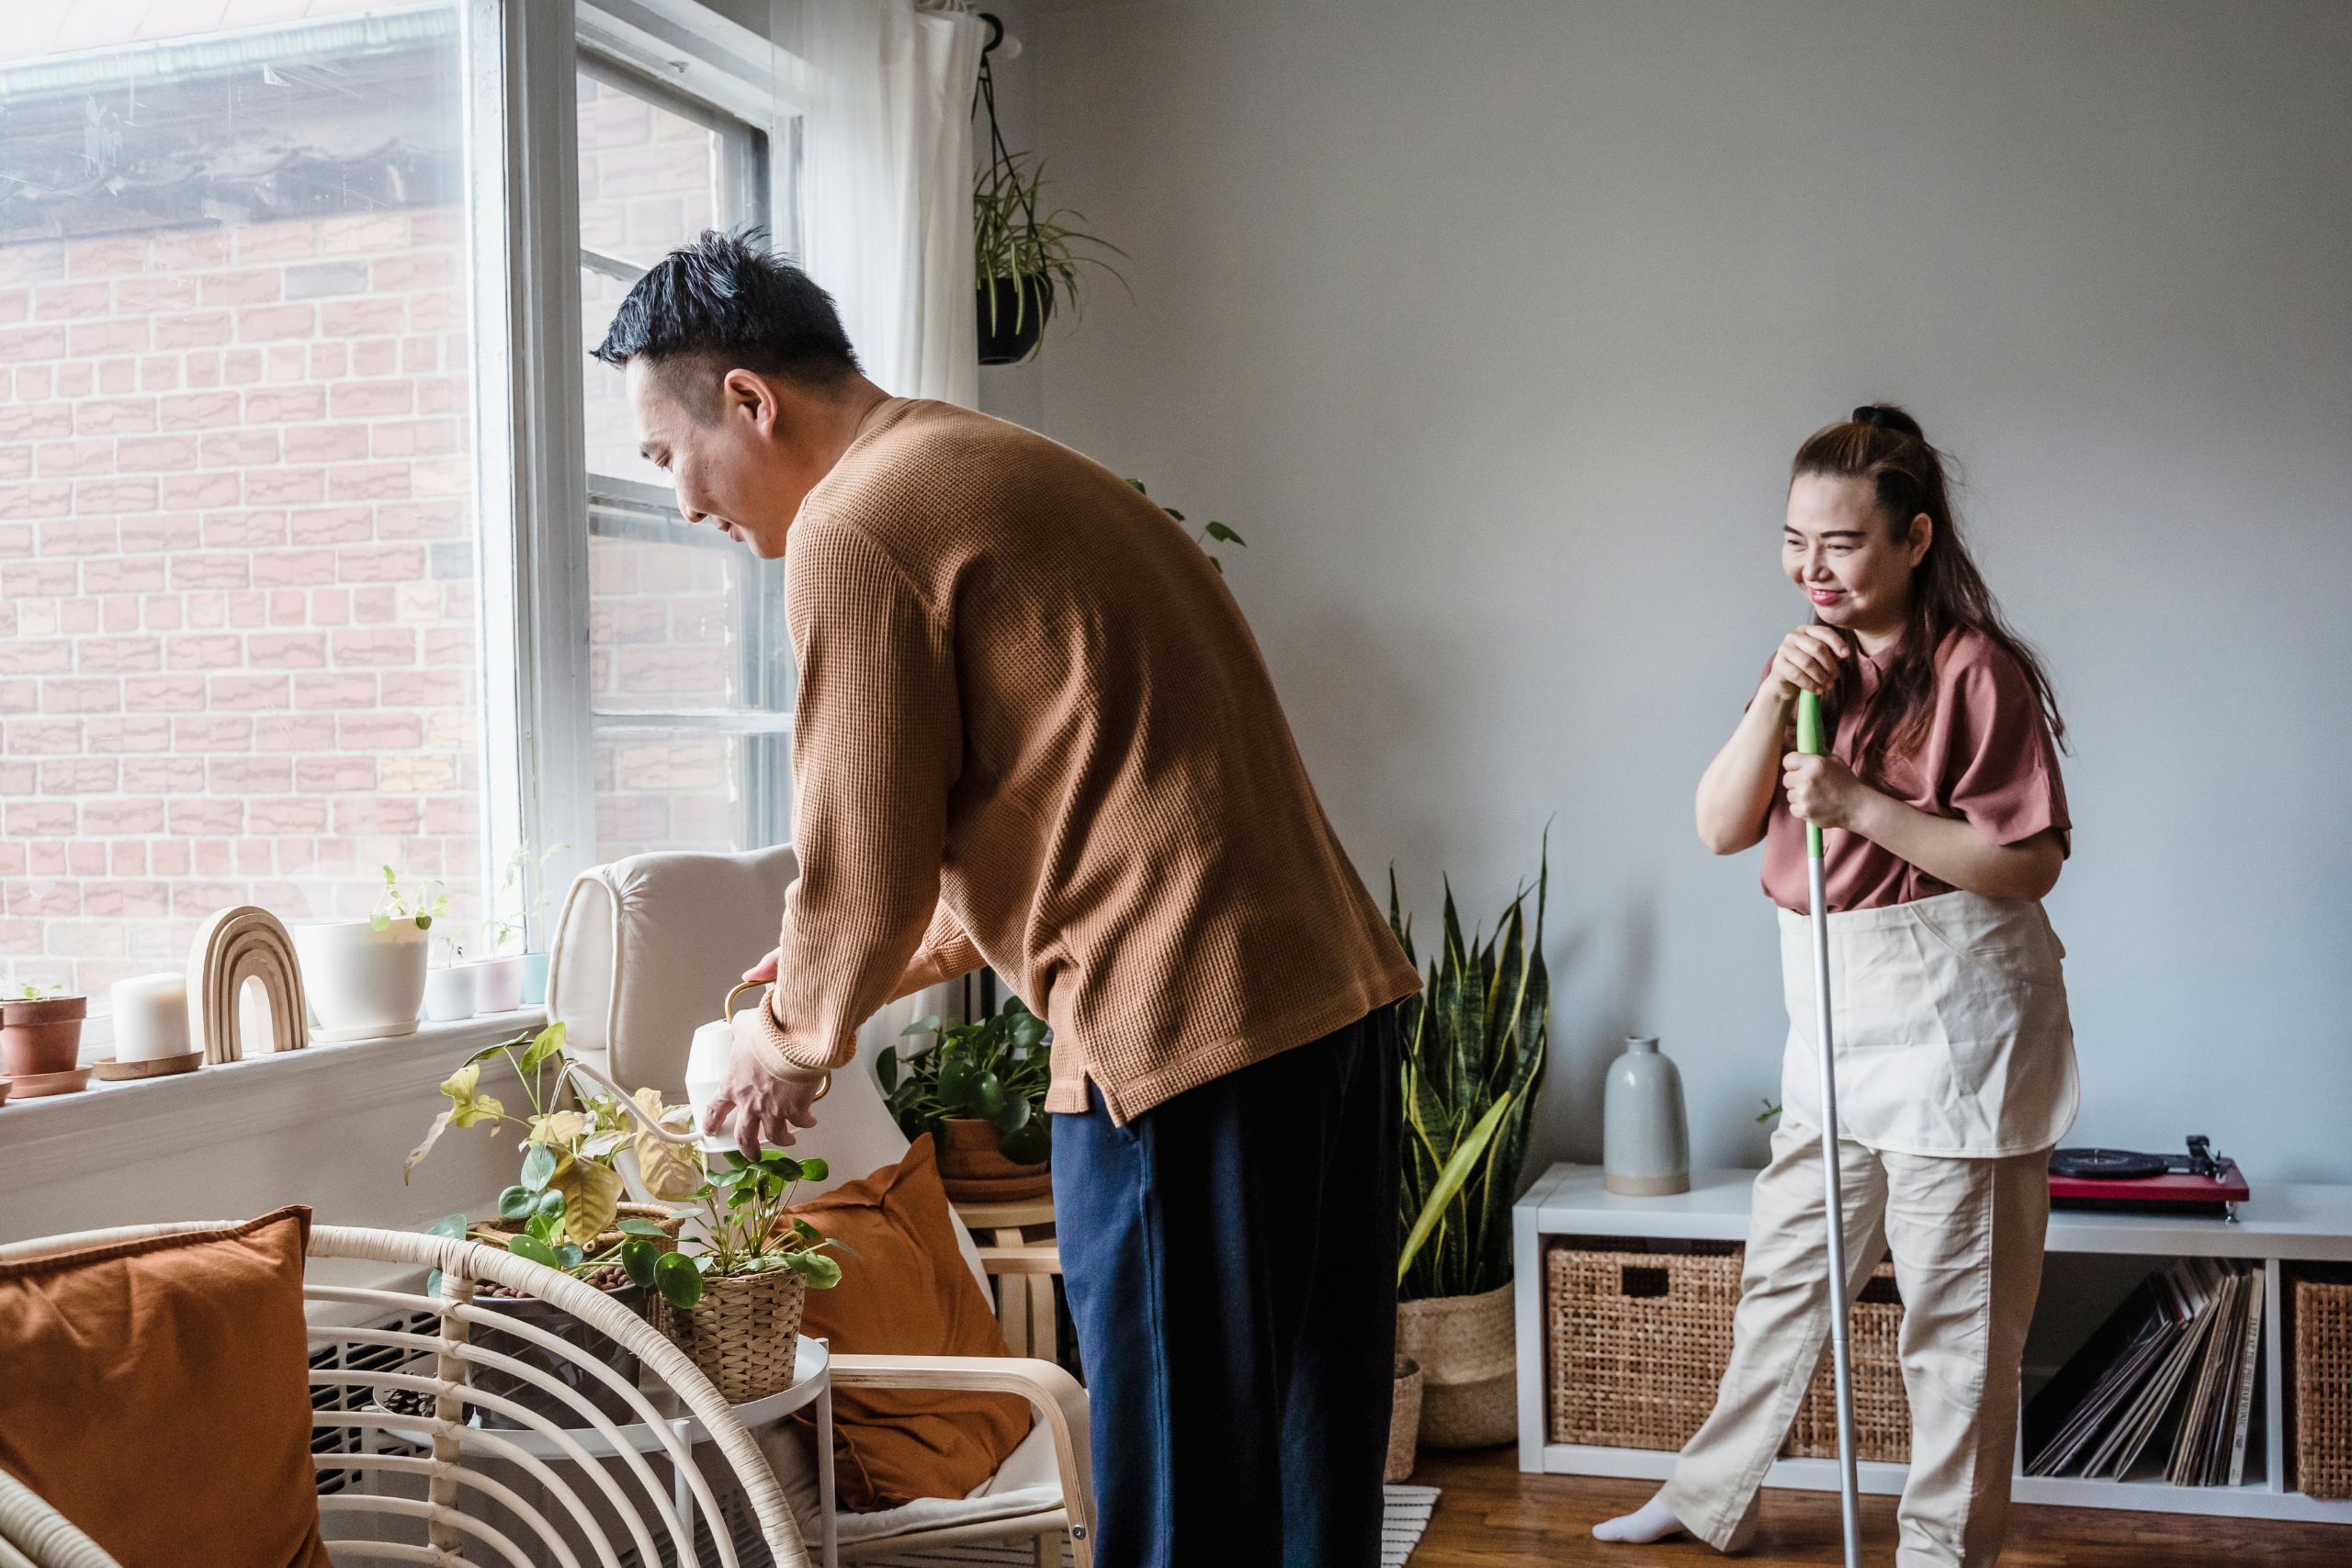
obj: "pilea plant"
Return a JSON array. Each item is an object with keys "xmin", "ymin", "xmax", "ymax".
[
  {"xmin": 879, "ymin": 996, "xmax": 1054, "ymax": 1166},
  {"xmin": 650, "ymin": 1149, "xmax": 845, "ymax": 1314}
]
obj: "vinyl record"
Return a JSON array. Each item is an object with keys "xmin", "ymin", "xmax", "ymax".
[{"xmin": 2049, "ymin": 1147, "xmax": 2168, "ymax": 1180}]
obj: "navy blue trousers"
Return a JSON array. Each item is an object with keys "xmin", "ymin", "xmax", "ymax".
[{"xmin": 1053, "ymin": 1009, "xmax": 1401, "ymax": 1568}]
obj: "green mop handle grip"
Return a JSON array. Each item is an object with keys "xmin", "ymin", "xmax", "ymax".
[{"xmin": 1796, "ymin": 689, "xmax": 1826, "ymax": 860}]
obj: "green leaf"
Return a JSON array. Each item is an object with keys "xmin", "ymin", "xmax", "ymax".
[
  {"xmin": 497, "ymin": 1186, "xmax": 536, "ymax": 1220},
  {"xmin": 971, "ymin": 1070, "xmax": 1006, "ymax": 1118},
  {"xmin": 506, "ymin": 1234, "xmax": 560, "ymax": 1269},
  {"xmin": 414, "ymin": 913, "xmax": 433, "ymax": 931},
  {"xmin": 786, "ymin": 1252, "xmax": 842, "ymax": 1289},
  {"xmin": 520, "ymin": 1143, "xmax": 559, "ymax": 1192},
  {"xmin": 1001, "ymin": 1111, "xmax": 1052, "ymax": 1167},
  {"xmin": 797, "ymin": 1156, "xmax": 828, "ymax": 1181},
  {"xmin": 1204, "ymin": 521, "xmax": 1244, "ymax": 545},
  {"xmin": 520, "ymin": 1021, "xmax": 567, "ymax": 1071},
  {"xmin": 621, "ymin": 1237, "xmax": 660, "ymax": 1288},
  {"xmin": 1012, "ymin": 1015, "xmax": 1047, "ymax": 1049},
  {"xmin": 616, "ymin": 1218, "xmax": 669, "ymax": 1237},
  {"xmin": 937, "ymin": 1057, "xmax": 976, "ymax": 1107},
  {"xmin": 876, "ymin": 1046, "xmax": 899, "ymax": 1094},
  {"xmin": 553, "ymin": 1243, "xmax": 584, "ymax": 1271},
  {"xmin": 654, "ymin": 1249, "xmax": 704, "ymax": 1311},
  {"xmin": 1396, "ymin": 1092, "xmax": 1515, "ymax": 1286},
  {"xmin": 535, "ymin": 1187, "xmax": 566, "ymax": 1219},
  {"xmin": 426, "ymin": 1213, "xmax": 470, "ymax": 1241},
  {"xmin": 991, "ymin": 1094, "xmax": 1033, "ymax": 1136}
]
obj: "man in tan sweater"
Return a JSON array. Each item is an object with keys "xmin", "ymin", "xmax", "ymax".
[{"xmin": 595, "ymin": 233, "xmax": 1419, "ymax": 1567}]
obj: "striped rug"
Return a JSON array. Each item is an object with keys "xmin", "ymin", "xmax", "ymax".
[{"xmin": 866, "ymin": 1485, "xmax": 1442, "ymax": 1566}]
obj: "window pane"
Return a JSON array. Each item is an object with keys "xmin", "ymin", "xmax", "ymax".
[
  {"xmin": 592, "ymin": 726, "xmax": 748, "ymax": 860},
  {"xmin": 0, "ymin": 6, "xmax": 490, "ymax": 1020},
  {"xmin": 577, "ymin": 67, "xmax": 726, "ymax": 490}
]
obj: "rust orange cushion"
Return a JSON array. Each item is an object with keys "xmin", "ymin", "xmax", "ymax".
[
  {"xmin": 791, "ymin": 1135, "xmax": 1032, "ymax": 1509},
  {"xmin": 0, "ymin": 1207, "xmax": 334, "ymax": 1568}
]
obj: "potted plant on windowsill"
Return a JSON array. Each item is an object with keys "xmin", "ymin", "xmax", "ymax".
[
  {"xmin": 648, "ymin": 1148, "xmax": 844, "ymax": 1404},
  {"xmin": 879, "ymin": 997, "xmax": 1054, "ymax": 1202},
  {"xmin": 3, "ymin": 983, "xmax": 88, "ymax": 1077},
  {"xmin": 404, "ymin": 1021, "xmax": 701, "ymax": 1425},
  {"xmin": 291, "ymin": 867, "xmax": 444, "ymax": 1041},
  {"xmin": 1391, "ymin": 840, "xmax": 1551, "ymax": 1451}
]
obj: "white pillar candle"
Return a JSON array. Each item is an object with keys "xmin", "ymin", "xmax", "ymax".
[{"xmin": 112, "ymin": 972, "xmax": 193, "ymax": 1064}]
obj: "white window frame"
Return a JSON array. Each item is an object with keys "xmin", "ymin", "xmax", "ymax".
[{"xmin": 471, "ymin": 0, "xmax": 808, "ymax": 918}]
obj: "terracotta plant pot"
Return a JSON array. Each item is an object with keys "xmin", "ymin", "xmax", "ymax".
[
  {"xmin": 2, "ymin": 995, "xmax": 87, "ymax": 1077},
  {"xmin": 1397, "ymin": 1282, "xmax": 1519, "ymax": 1450},
  {"xmin": 933, "ymin": 1116, "xmax": 1052, "ymax": 1203}
]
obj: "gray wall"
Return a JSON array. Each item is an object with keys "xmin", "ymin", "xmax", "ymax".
[{"xmin": 978, "ymin": 1, "xmax": 2352, "ymax": 1181}]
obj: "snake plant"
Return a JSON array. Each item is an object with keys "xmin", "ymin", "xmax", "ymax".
[{"xmin": 1393, "ymin": 840, "xmax": 1550, "ymax": 1302}]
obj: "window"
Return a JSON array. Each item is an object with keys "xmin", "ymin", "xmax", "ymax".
[
  {"xmin": 574, "ymin": 57, "xmax": 797, "ymax": 861},
  {"xmin": 0, "ymin": 0, "xmax": 805, "ymax": 1037},
  {"xmin": 0, "ymin": 4, "xmax": 493, "ymax": 1021}
]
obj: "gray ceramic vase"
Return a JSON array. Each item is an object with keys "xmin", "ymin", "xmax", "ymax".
[{"xmin": 1603, "ymin": 1035, "xmax": 1690, "ymax": 1196}]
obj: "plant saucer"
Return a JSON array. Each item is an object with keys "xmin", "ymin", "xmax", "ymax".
[
  {"xmin": 8, "ymin": 1066, "xmax": 94, "ymax": 1098},
  {"xmin": 95, "ymin": 1052, "xmax": 204, "ymax": 1081}
]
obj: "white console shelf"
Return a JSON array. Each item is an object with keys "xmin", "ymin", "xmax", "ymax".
[{"xmin": 1512, "ymin": 1163, "xmax": 2352, "ymax": 1525}]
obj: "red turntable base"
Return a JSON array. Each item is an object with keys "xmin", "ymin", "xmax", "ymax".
[{"xmin": 2048, "ymin": 1138, "xmax": 2248, "ymax": 1217}]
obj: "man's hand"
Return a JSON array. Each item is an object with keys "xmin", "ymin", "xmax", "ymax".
[{"xmin": 702, "ymin": 993, "xmax": 823, "ymax": 1158}]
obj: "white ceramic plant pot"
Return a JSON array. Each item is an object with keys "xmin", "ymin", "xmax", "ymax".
[
  {"xmin": 465, "ymin": 955, "xmax": 526, "ymax": 1015},
  {"xmin": 291, "ymin": 919, "xmax": 429, "ymax": 1042},
  {"xmin": 422, "ymin": 964, "xmax": 477, "ymax": 1023}
]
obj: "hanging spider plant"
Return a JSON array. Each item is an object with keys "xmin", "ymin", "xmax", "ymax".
[
  {"xmin": 974, "ymin": 152, "xmax": 1126, "ymax": 364},
  {"xmin": 1392, "ymin": 838, "xmax": 1552, "ymax": 1303}
]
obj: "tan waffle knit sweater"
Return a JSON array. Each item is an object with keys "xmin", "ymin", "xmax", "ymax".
[{"xmin": 754, "ymin": 399, "xmax": 1419, "ymax": 1123}]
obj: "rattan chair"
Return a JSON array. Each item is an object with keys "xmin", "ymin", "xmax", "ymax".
[
  {"xmin": 0, "ymin": 1222, "xmax": 812, "ymax": 1568},
  {"xmin": 0, "ymin": 1469, "xmax": 119, "ymax": 1568},
  {"xmin": 545, "ymin": 846, "xmax": 1095, "ymax": 1566}
]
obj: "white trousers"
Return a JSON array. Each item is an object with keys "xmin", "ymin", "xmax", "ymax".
[{"xmin": 1658, "ymin": 1119, "xmax": 2050, "ymax": 1566}]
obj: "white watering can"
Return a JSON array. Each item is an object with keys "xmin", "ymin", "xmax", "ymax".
[{"xmin": 568, "ymin": 980, "xmax": 832, "ymax": 1205}]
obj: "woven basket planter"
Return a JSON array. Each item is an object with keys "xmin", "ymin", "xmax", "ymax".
[
  {"xmin": 1385, "ymin": 1356, "xmax": 1425, "ymax": 1483},
  {"xmin": 654, "ymin": 1269, "xmax": 807, "ymax": 1404},
  {"xmin": 2294, "ymin": 1277, "xmax": 2352, "ymax": 1498},
  {"xmin": 1546, "ymin": 1243, "xmax": 1909, "ymax": 1461},
  {"xmin": 1398, "ymin": 1282, "xmax": 1518, "ymax": 1449}
]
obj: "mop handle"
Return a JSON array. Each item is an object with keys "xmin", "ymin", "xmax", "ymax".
[
  {"xmin": 1798, "ymin": 683, "xmax": 1865, "ymax": 1568},
  {"xmin": 1796, "ymin": 689, "xmax": 1827, "ymax": 858}
]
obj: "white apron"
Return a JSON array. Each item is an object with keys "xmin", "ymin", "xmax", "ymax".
[{"xmin": 1778, "ymin": 888, "xmax": 2078, "ymax": 1157}]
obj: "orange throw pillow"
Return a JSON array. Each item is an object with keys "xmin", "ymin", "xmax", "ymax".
[
  {"xmin": 792, "ymin": 1134, "xmax": 1032, "ymax": 1509},
  {"xmin": 0, "ymin": 1207, "xmax": 334, "ymax": 1568}
]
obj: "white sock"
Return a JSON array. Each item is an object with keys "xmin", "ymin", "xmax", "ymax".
[{"xmin": 1591, "ymin": 1492, "xmax": 1687, "ymax": 1543}]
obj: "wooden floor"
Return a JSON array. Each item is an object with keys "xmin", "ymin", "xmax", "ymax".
[{"xmin": 1408, "ymin": 1450, "xmax": 2352, "ymax": 1566}]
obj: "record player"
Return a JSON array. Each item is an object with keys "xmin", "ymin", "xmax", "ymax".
[{"xmin": 2047, "ymin": 1137, "xmax": 2248, "ymax": 1219}]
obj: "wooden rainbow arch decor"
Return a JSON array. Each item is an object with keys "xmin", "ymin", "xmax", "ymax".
[{"xmin": 186, "ymin": 905, "xmax": 309, "ymax": 1064}]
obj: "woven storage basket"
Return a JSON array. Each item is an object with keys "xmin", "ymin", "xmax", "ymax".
[
  {"xmin": 653, "ymin": 1269, "xmax": 807, "ymax": 1404},
  {"xmin": 1385, "ymin": 1357, "xmax": 1425, "ymax": 1483},
  {"xmin": 1787, "ymin": 1264, "xmax": 1911, "ymax": 1463},
  {"xmin": 2294, "ymin": 1278, "xmax": 2352, "ymax": 1499},
  {"xmin": 1547, "ymin": 1244, "xmax": 1910, "ymax": 1461},
  {"xmin": 1549, "ymin": 1244, "xmax": 1741, "ymax": 1450},
  {"xmin": 1397, "ymin": 1282, "xmax": 1518, "ymax": 1449}
]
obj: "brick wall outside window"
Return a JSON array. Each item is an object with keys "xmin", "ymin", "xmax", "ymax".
[{"xmin": 0, "ymin": 211, "xmax": 490, "ymax": 1007}]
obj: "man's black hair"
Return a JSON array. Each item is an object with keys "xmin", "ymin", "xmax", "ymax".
[{"xmin": 592, "ymin": 229, "xmax": 861, "ymax": 397}]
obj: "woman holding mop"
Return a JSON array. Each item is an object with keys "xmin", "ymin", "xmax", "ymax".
[{"xmin": 1596, "ymin": 405, "xmax": 2076, "ymax": 1566}]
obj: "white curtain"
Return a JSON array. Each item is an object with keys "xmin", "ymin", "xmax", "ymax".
[{"xmin": 783, "ymin": 0, "xmax": 985, "ymax": 407}]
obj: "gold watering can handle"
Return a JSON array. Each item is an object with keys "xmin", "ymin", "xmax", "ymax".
[{"xmin": 723, "ymin": 980, "xmax": 831, "ymax": 1102}]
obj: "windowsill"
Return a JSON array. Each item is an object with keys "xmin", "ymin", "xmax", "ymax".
[{"xmin": 0, "ymin": 1010, "xmax": 548, "ymax": 1159}]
